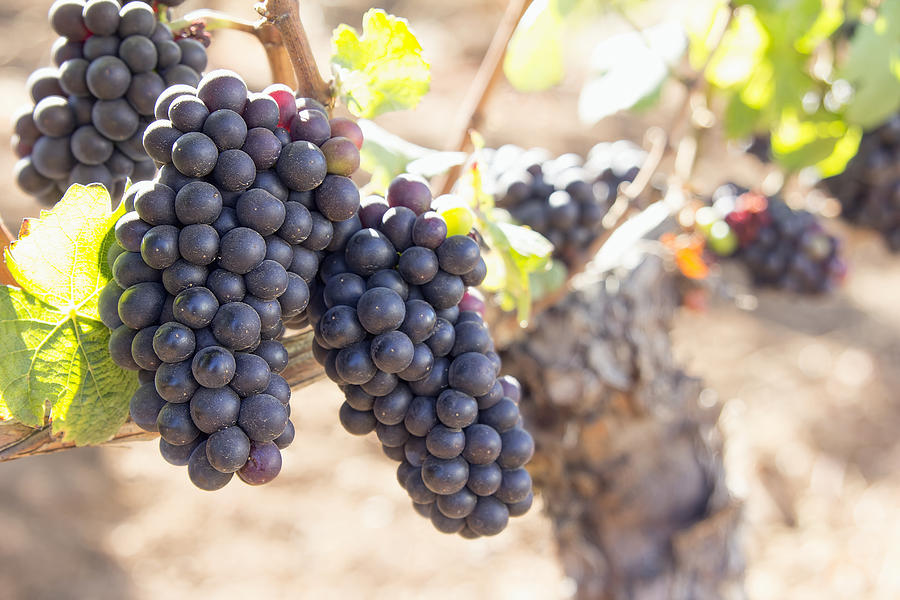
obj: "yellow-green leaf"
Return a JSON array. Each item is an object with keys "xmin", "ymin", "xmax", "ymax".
[
  {"xmin": 6, "ymin": 184, "xmax": 125, "ymax": 320},
  {"xmin": 0, "ymin": 184, "xmax": 137, "ymax": 444},
  {"xmin": 578, "ymin": 22, "xmax": 686, "ymax": 125},
  {"xmin": 331, "ymin": 9, "xmax": 431, "ymax": 119},
  {"xmin": 503, "ymin": 0, "xmax": 565, "ymax": 92},
  {"xmin": 841, "ymin": 1, "xmax": 900, "ymax": 129}
]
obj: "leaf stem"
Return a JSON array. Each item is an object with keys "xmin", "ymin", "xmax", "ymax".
[
  {"xmin": 439, "ymin": 0, "xmax": 532, "ymax": 194},
  {"xmin": 256, "ymin": 0, "xmax": 332, "ymax": 106}
]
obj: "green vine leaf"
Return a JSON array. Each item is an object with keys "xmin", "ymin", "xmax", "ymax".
[
  {"xmin": 578, "ymin": 21, "xmax": 686, "ymax": 124},
  {"xmin": 841, "ymin": 1, "xmax": 900, "ymax": 129},
  {"xmin": 331, "ymin": 9, "xmax": 431, "ymax": 119},
  {"xmin": 7, "ymin": 184, "xmax": 124, "ymax": 318},
  {"xmin": 0, "ymin": 185, "xmax": 138, "ymax": 444},
  {"xmin": 504, "ymin": 0, "xmax": 566, "ymax": 92},
  {"xmin": 358, "ymin": 120, "xmax": 466, "ymax": 194},
  {"xmin": 455, "ymin": 156, "xmax": 554, "ymax": 322}
]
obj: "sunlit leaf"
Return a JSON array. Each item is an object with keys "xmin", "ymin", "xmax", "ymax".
[
  {"xmin": 578, "ymin": 21, "xmax": 686, "ymax": 124},
  {"xmin": 357, "ymin": 120, "xmax": 462, "ymax": 194},
  {"xmin": 0, "ymin": 185, "xmax": 138, "ymax": 444},
  {"xmin": 704, "ymin": 7, "xmax": 769, "ymax": 89},
  {"xmin": 331, "ymin": 9, "xmax": 431, "ymax": 118},
  {"xmin": 503, "ymin": 0, "xmax": 565, "ymax": 92},
  {"xmin": 841, "ymin": 2, "xmax": 900, "ymax": 129}
]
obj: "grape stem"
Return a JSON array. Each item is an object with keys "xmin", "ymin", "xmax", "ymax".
[
  {"xmin": 0, "ymin": 329, "xmax": 323, "ymax": 462},
  {"xmin": 438, "ymin": 0, "xmax": 532, "ymax": 195},
  {"xmin": 257, "ymin": 0, "xmax": 333, "ymax": 106},
  {"xmin": 168, "ymin": 9, "xmax": 297, "ymax": 88}
]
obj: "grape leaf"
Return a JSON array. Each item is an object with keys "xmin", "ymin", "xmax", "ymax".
[
  {"xmin": 358, "ymin": 120, "xmax": 465, "ymax": 193},
  {"xmin": 7, "ymin": 184, "xmax": 122, "ymax": 318},
  {"xmin": 841, "ymin": 1, "xmax": 900, "ymax": 129},
  {"xmin": 503, "ymin": 0, "xmax": 565, "ymax": 92},
  {"xmin": 331, "ymin": 9, "xmax": 431, "ymax": 119},
  {"xmin": 0, "ymin": 184, "xmax": 138, "ymax": 444},
  {"xmin": 771, "ymin": 109, "xmax": 860, "ymax": 173},
  {"xmin": 578, "ymin": 22, "xmax": 686, "ymax": 124}
]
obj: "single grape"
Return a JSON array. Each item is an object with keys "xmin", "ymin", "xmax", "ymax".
[
  {"xmin": 370, "ymin": 330, "xmax": 415, "ymax": 374},
  {"xmin": 173, "ymin": 286, "xmax": 219, "ymax": 329},
  {"xmin": 130, "ymin": 325, "xmax": 161, "ymax": 370},
  {"xmin": 188, "ymin": 440, "xmax": 234, "ymax": 490},
  {"xmin": 197, "ymin": 69, "xmax": 248, "ymax": 113},
  {"xmin": 191, "ymin": 345, "xmax": 236, "ymax": 388},
  {"xmin": 339, "ymin": 401, "xmax": 377, "ymax": 435},
  {"xmin": 162, "ymin": 259, "xmax": 208, "ymax": 295},
  {"xmin": 356, "ymin": 287, "xmax": 406, "ymax": 335},
  {"xmin": 159, "ymin": 436, "xmax": 203, "ymax": 467},
  {"xmin": 372, "ymin": 383, "xmax": 413, "ymax": 426},
  {"xmin": 218, "ymin": 227, "xmax": 266, "ymax": 274},
  {"xmin": 466, "ymin": 496, "xmax": 509, "ymax": 536},
  {"xmin": 129, "ymin": 383, "xmax": 166, "ymax": 431},
  {"xmin": 140, "ymin": 224, "xmax": 180, "ymax": 269},
  {"xmin": 237, "ymin": 441, "xmax": 282, "ymax": 485},
  {"xmin": 273, "ymin": 419, "xmax": 295, "ymax": 449},
  {"xmin": 117, "ymin": 281, "xmax": 166, "ymax": 329},
  {"xmin": 172, "ymin": 131, "xmax": 218, "ymax": 177},
  {"xmin": 276, "ymin": 141, "xmax": 326, "ymax": 192},
  {"xmin": 211, "ymin": 301, "xmax": 262, "ymax": 350},
  {"xmin": 153, "ymin": 321, "xmax": 196, "ymax": 363},
  {"xmin": 206, "ymin": 426, "xmax": 251, "ymax": 473},
  {"xmin": 254, "ymin": 341, "xmax": 289, "ymax": 374},
  {"xmin": 157, "ymin": 401, "xmax": 201, "ymax": 446},
  {"xmin": 155, "ymin": 359, "xmax": 199, "ymax": 403},
  {"xmin": 421, "ymin": 455, "xmax": 469, "ymax": 495},
  {"xmin": 387, "ymin": 174, "xmax": 432, "ymax": 215},
  {"xmin": 321, "ymin": 136, "xmax": 360, "ymax": 176},
  {"xmin": 345, "ymin": 229, "xmax": 397, "ymax": 276},
  {"xmin": 466, "ymin": 462, "xmax": 502, "ymax": 496}
]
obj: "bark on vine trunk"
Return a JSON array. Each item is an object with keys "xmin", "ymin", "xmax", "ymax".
[{"xmin": 501, "ymin": 253, "xmax": 744, "ymax": 600}]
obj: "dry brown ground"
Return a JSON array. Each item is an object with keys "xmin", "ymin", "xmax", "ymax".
[{"xmin": 0, "ymin": 1, "xmax": 897, "ymax": 598}]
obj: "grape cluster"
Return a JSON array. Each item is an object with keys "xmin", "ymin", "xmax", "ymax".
[
  {"xmin": 820, "ymin": 115, "xmax": 900, "ymax": 251},
  {"xmin": 483, "ymin": 141, "xmax": 645, "ymax": 266},
  {"xmin": 710, "ymin": 184, "xmax": 846, "ymax": 293},
  {"xmin": 309, "ymin": 175, "xmax": 535, "ymax": 537},
  {"xmin": 98, "ymin": 69, "xmax": 364, "ymax": 489},
  {"xmin": 12, "ymin": 0, "xmax": 207, "ymax": 205}
]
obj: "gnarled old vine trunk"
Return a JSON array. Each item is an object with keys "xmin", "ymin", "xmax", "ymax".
[{"xmin": 501, "ymin": 253, "xmax": 744, "ymax": 600}]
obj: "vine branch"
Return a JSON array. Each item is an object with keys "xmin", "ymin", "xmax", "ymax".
[
  {"xmin": 257, "ymin": 0, "xmax": 332, "ymax": 106},
  {"xmin": 439, "ymin": 0, "xmax": 532, "ymax": 194},
  {"xmin": 169, "ymin": 9, "xmax": 297, "ymax": 87}
]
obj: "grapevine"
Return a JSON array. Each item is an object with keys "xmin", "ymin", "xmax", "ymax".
[{"xmin": 0, "ymin": 0, "xmax": 897, "ymax": 597}]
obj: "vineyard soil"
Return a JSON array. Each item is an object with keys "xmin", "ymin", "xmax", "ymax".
[{"xmin": 0, "ymin": 0, "xmax": 898, "ymax": 598}]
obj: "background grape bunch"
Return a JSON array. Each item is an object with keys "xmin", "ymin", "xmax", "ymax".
[
  {"xmin": 308, "ymin": 175, "xmax": 535, "ymax": 537},
  {"xmin": 98, "ymin": 68, "xmax": 364, "ymax": 490},
  {"xmin": 706, "ymin": 184, "xmax": 846, "ymax": 294},
  {"xmin": 12, "ymin": 0, "xmax": 207, "ymax": 205},
  {"xmin": 483, "ymin": 141, "xmax": 646, "ymax": 267},
  {"xmin": 820, "ymin": 115, "xmax": 900, "ymax": 251}
]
